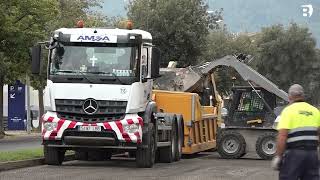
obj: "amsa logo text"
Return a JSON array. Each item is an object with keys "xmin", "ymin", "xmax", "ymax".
[
  {"xmin": 77, "ymin": 35, "xmax": 110, "ymax": 41},
  {"xmin": 70, "ymin": 34, "xmax": 117, "ymax": 43}
]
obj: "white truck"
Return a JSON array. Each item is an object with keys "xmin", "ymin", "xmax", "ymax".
[{"xmin": 31, "ymin": 23, "xmax": 184, "ymax": 168}]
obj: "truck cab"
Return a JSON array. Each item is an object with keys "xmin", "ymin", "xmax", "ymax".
[{"xmin": 31, "ymin": 24, "xmax": 183, "ymax": 168}]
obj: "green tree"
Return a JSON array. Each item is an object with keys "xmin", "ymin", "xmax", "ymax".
[
  {"xmin": 127, "ymin": 0, "xmax": 210, "ymax": 67},
  {"xmin": 255, "ymin": 23, "xmax": 319, "ymax": 102},
  {"xmin": 51, "ymin": 0, "xmax": 106, "ymax": 28},
  {"xmin": 0, "ymin": 0, "xmax": 58, "ymax": 135}
]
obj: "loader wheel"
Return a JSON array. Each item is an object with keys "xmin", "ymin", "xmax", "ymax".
[
  {"xmin": 44, "ymin": 146, "xmax": 65, "ymax": 165},
  {"xmin": 158, "ymin": 119, "xmax": 177, "ymax": 163},
  {"xmin": 217, "ymin": 130, "xmax": 246, "ymax": 159},
  {"xmin": 75, "ymin": 151, "xmax": 88, "ymax": 161},
  {"xmin": 136, "ymin": 123, "xmax": 156, "ymax": 168},
  {"xmin": 256, "ymin": 132, "xmax": 277, "ymax": 160}
]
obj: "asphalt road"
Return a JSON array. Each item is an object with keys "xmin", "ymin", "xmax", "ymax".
[
  {"xmin": 0, "ymin": 152, "xmax": 278, "ymax": 180},
  {"xmin": 0, "ymin": 136, "xmax": 42, "ymax": 152}
]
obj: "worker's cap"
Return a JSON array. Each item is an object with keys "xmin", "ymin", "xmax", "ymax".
[{"xmin": 288, "ymin": 84, "xmax": 304, "ymax": 97}]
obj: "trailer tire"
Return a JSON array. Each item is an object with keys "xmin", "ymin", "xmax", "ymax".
[
  {"xmin": 217, "ymin": 130, "xmax": 246, "ymax": 159},
  {"xmin": 174, "ymin": 115, "xmax": 183, "ymax": 161},
  {"xmin": 255, "ymin": 132, "xmax": 277, "ymax": 160},
  {"xmin": 44, "ymin": 146, "xmax": 65, "ymax": 165},
  {"xmin": 158, "ymin": 119, "xmax": 176, "ymax": 163},
  {"xmin": 75, "ymin": 151, "xmax": 88, "ymax": 161},
  {"xmin": 136, "ymin": 123, "xmax": 156, "ymax": 168}
]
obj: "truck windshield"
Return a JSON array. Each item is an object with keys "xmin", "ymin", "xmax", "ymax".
[{"xmin": 49, "ymin": 44, "xmax": 138, "ymax": 77}]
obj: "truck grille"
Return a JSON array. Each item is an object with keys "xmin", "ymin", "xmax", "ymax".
[
  {"xmin": 63, "ymin": 129, "xmax": 117, "ymax": 138},
  {"xmin": 62, "ymin": 129, "xmax": 118, "ymax": 146},
  {"xmin": 55, "ymin": 99, "xmax": 127, "ymax": 122}
]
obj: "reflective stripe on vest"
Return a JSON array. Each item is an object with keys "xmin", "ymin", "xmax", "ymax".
[{"xmin": 287, "ymin": 126, "xmax": 318, "ymax": 149}]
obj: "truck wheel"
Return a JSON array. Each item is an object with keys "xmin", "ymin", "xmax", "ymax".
[
  {"xmin": 44, "ymin": 146, "xmax": 65, "ymax": 165},
  {"xmin": 174, "ymin": 117, "xmax": 183, "ymax": 161},
  {"xmin": 136, "ymin": 123, "xmax": 156, "ymax": 168},
  {"xmin": 158, "ymin": 120, "xmax": 177, "ymax": 163},
  {"xmin": 75, "ymin": 151, "xmax": 88, "ymax": 161},
  {"xmin": 217, "ymin": 130, "xmax": 246, "ymax": 159},
  {"xmin": 255, "ymin": 132, "xmax": 277, "ymax": 160}
]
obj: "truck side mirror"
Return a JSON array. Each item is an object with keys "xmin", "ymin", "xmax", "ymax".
[
  {"xmin": 151, "ymin": 48, "xmax": 160, "ymax": 78},
  {"xmin": 31, "ymin": 44, "xmax": 41, "ymax": 75}
]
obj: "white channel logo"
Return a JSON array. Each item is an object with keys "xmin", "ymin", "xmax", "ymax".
[{"xmin": 301, "ymin": 4, "xmax": 313, "ymax": 17}]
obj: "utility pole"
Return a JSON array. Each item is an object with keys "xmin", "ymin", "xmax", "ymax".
[
  {"xmin": 0, "ymin": 78, "xmax": 3, "ymax": 138},
  {"xmin": 26, "ymin": 74, "xmax": 31, "ymax": 134}
]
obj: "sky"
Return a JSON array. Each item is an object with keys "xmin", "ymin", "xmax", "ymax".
[{"xmin": 101, "ymin": 0, "xmax": 128, "ymax": 17}]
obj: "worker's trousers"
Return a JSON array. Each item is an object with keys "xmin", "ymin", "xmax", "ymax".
[{"xmin": 279, "ymin": 149, "xmax": 319, "ymax": 180}]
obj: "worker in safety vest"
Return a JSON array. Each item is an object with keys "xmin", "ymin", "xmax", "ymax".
[{"xmin": 271, "ymin": 84, "xmax": 320, "ymax": 180}]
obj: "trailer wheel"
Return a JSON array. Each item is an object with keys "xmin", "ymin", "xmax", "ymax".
[
  {"xmin": 75, "ymin": 151, "xmax": 88, "ymax": 161},
  {"xmin": 174, "ymin": 116, "xmax": 183, "ymax": 161},
  {"xmin": 217, "ymin": 130, "xmax": 246, "ymax": 159},
  {"xmin": 255, "ymin": 132, "xmax": 277, "ymax": 160},
  {"xmin": 136, "ymin": 123, "xmax": 156, "ymax": 168},
  {"xmin": 158, "ymin": 119, "xmax": 177, "ymax": 163},
  {"xmin": 44, "ymin": 146, "xmax": 65, "ymax": 165}
]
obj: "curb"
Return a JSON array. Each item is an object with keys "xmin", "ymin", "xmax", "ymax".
[{"xmin": 0, "ymin": 154, "xmax": 75, "ymax": 172}]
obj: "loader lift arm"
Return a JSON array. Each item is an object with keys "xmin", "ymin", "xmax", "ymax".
[{"xmin": 200, "ymin": 55, "xmax": 288, "ymax": 102}]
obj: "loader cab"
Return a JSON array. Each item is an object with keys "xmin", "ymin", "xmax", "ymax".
[{"xmin": 224, "ymin": 86, "xmax": 278, "ymax": 128}]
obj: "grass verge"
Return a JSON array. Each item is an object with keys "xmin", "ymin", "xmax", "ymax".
[
  {"xmin": 0, "ymin": 148, "xmax": 43, "ymax": 162},
  {"xmin": 0, "ymin": 148, "xmax": 74, "ymax": 162}
]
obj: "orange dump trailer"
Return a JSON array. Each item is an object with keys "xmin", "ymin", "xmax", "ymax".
[{"xmin": 152, "ymin": 90, "xmax": 221, "ymax": 154}]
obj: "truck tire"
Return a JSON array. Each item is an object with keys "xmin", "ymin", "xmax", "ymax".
[
  {"xmin": 136, "ymin": 123, "xmax": 156, "ymax": 168},
  {"xmin": 255, "ymin": 132, "xmax": 277, "ymax": 160},
  {"xmin": 217, "ymin": 130, "xmax": 246, "ymax": 159},
  {"xmin": 75, "ymin": 151, "xmax": 88, "ymax": 161},
  {"xmin": 44, "ymin": 146, "xmax": 65, "ymax": 165},
  {"xmin": 174, "ymin": 116, "xmax": 183, "ymax": 161},
  {"xmin": 158, "ymin": 119, "xmax": 177, "ymax": 163}
]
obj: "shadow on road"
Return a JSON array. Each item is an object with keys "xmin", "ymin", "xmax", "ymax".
[{"xmin": 63, "ymin": 157, "xmax": 138, "ymax": 168}]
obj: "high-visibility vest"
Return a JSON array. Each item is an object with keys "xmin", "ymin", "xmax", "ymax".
[{"xmin": 277, "ymin": 102, "xmax": 320, "ymax": 149}]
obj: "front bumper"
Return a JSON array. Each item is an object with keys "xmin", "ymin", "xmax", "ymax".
[
  {"xmin": 42, "ymin": 112, "xmax": 143, "ymax": 144},
  {"xmin": 45, "ymin": 144, "xmax": 148, "ymax": 150}
]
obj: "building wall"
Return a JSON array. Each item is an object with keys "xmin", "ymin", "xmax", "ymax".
[{"xmin": 2, "ymin": 84, "xmax": 40, "ymax": 117}]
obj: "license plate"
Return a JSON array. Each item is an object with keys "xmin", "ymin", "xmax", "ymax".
[{"xmin": 79, "ymin": 126, "xmax": 101, "ymax": 132}]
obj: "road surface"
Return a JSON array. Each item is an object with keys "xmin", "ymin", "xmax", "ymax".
[
  {"xmin": 0, "ymin": 152, "xmax": 277, "ymax": 180},
  {"xmin": 0, "ymin": 135, "xmax": 41, "ymax": 152}
]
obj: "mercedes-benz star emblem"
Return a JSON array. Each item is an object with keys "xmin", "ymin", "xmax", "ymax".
[
  {"xmin": 83, "ymin": 98, "xmax": 98, "ymax": 115},
  {"xmin": 120, "ymin": 87, "xmax": 127, "ymax": 94}
]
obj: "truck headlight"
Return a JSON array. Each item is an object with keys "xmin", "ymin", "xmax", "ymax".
[
  {"xmin": 123, "ymin": 124, "xmax": 139, "ymax": 134},
  {"xmin": 43, "ymin": 122, "xmax": 57, "ymax": 131}
]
